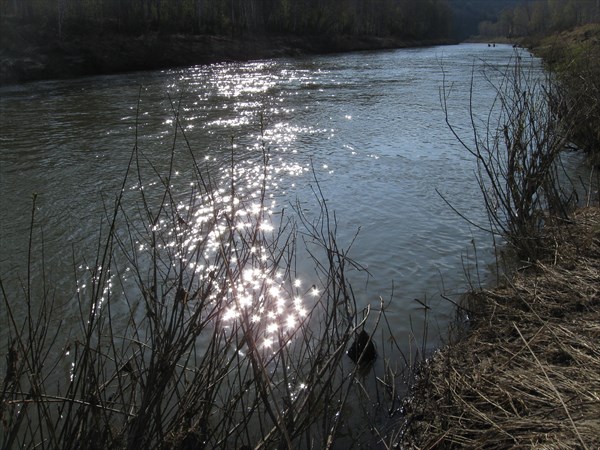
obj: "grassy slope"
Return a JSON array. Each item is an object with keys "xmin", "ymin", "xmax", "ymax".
[{"xmin": 526, "ymin": 23, "xmax": 600, "ymax": 67}]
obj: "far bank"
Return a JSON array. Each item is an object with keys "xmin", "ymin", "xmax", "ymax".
[{"xmin": 0, "ymin": 18, "xmax": 452, "ymax": 86}]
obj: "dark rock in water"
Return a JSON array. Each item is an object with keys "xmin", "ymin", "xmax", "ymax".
[{"xmin": 347, "ymin": 330, "xmax": 377, "ymax": 365}]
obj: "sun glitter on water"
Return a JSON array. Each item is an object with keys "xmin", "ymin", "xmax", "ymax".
[{"xmin": 220, "ymin": 266, "xmax": 312, "ymax": 349}]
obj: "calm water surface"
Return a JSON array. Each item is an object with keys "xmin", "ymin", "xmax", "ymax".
[{"xmin": 2, "ymin": 43, "xmax": 587, "ymax": 361}]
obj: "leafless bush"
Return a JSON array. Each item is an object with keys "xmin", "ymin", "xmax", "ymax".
[
  {"xmin": 0, "ymin": 102, "xmax": 408, "ymax": 449},
  {"xmin": 441, "ymin": 51, "xmax": 576, "ymax": 260}
]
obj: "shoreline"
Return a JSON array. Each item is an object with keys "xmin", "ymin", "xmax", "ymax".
[
  {"xmin": 399, "ymin": 206, "xmax": 600, "ymax": 448},
  {"xmin": 399, "ymin": 24, "xmax": 600, "ymax": 447}
]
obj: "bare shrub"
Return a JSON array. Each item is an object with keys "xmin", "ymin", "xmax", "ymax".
[
  {"xmin": 0, "ymin": 103, "xmax": 407, "ymax": 449},
  {"xmin": 441, "ymin": 51, "xmax": 576, "ymax": 260}
]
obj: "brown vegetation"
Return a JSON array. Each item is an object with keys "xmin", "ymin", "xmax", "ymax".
[{"xmin": 400, "ymin": 206, "xmax": 600, "ymax": 448}]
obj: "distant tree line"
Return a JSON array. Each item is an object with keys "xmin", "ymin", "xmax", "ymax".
[
  {"xmin": 447, "ymin": 0, "xmax": 521, "ymax": 40},
  {"xmin": 478, "ymin": 0, "xmax": 600, "ymax": 38},
  {"xmin": 0, "ymin": 0, "xmax": 453, "ymax": 40}
]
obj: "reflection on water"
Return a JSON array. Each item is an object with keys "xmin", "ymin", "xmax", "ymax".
[
  {"xmin": 221, "ymin": 268, "xmax": 316, "ymax": 349},
  {"xmin": 81, "ymin": 128, "xmax": 319, "ymax": 357}
]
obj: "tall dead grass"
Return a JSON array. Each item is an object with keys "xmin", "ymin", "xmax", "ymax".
[{"xmin": 400, "ymin": 207, "xmax": 600, "ymax": 449}]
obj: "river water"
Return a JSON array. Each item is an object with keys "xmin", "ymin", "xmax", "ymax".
[
  {"xmin": 0, "ymin": 44, "xmax": 545, "ymax": 339},
  {"xmin": 0, "ymin": 44, "xmax": 592, "ymax": 397},
  {"xmin": 3, "ymin": 41, "xmax": 597, "ymax": 447}
]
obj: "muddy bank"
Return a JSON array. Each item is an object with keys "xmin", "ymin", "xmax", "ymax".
[
  {"xmin": 400, "ymin": 206, "xmax": 600, "ymax": 448},
  {"xmin": 0, "ymin": 19, "xmax": 451, "ymax": 85}
]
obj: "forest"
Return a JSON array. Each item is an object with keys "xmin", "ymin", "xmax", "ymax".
[
  {"xmin": 2, "ymin": 0, "xmax": 599, "ymax": 84},
  {"xmin": 477, "ymin": 0, "xmax": 600, "ymax": 38},
  {"xmin": 1, "ymin": 0, "xmax": 453, "ymax": 40},
  {"xmin": 3, "ymin": 1, "xmax": 600, "ymax": 45}
]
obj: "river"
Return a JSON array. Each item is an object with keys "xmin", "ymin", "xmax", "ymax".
[{"xmin": 0, "ymin": 42, "xmax": 593, "ymax": 446}]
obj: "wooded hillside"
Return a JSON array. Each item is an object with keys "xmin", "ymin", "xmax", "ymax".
[
  {"xmin": 477, "ymin": 0, "xmax": 600, "ymax": 38},
  {"xmin": 0, "ymin": 0, "xmax": 452, "ymax": 40}
]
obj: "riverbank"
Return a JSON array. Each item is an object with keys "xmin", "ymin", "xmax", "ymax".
[
  {"xmin": 0, "ymin": 17, "xmax": 451, "ymax": 85},
  {"xmin": 398, "ymin": 24, "xmax": 600, "ymax": 447},
  {"xmin": 400, "ymin": 206, "xmax": 600, "ymax": 448}
]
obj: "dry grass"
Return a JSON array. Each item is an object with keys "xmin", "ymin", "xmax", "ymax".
[{"xmin": 400, "ymin": 207, "xmax": 600, "ymax": 449}]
